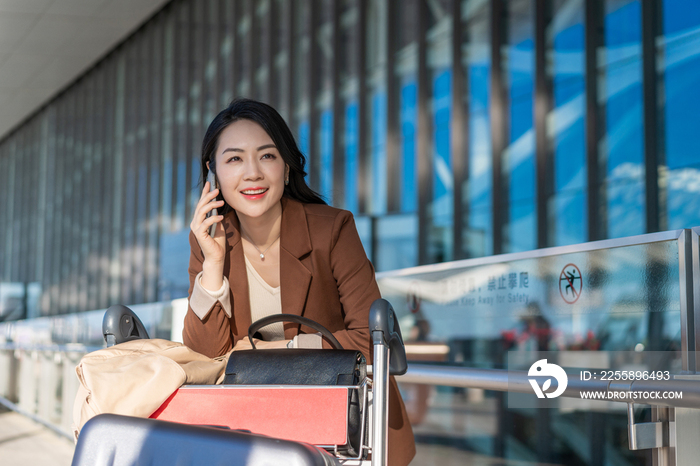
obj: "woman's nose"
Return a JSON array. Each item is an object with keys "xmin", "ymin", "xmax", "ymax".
[{"xmin": 242, "ymin": 159, "xmax": 263, "ymax": 180}]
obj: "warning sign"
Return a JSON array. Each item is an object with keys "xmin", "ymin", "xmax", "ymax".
[{"xmin": 559, "ymin": 263, "xmax": 582, "ymax": 304}]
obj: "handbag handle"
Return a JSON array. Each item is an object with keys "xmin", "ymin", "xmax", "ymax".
[{"xmin": 247, "ymin": 314, "xmax": 344, "ymax": 350}]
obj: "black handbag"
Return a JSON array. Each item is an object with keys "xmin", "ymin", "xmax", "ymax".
[{"xmin": 223, "ymin": 314, "xmax": 367, "ymax": 457}]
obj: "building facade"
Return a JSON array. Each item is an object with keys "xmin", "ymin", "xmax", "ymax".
[{"xmin": 1, "ymin": 0, "xmax": 700, "ymax": 319}]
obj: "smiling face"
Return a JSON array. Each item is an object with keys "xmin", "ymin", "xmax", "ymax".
[{"xmin": 213, "ymin": 119, "xmax": 288, "ymax": 222}]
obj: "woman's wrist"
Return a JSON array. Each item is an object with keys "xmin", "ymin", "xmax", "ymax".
[{"xmin": 201, "ymin": 260, "xmax": 224, "ymax": 291}]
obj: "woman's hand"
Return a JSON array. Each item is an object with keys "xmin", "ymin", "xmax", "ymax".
[
  {"xmin": 191, "ymin": 182, "xmax": 226, "ymax": 287},
  {"xmin": 233, "ymin": 338, "xmax": 291, "ymax": 350}
]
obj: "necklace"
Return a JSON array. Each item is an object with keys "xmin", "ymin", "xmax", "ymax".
[{"xmin": 244, "ymin": 233, "xmax": 280, "ymax": 260}]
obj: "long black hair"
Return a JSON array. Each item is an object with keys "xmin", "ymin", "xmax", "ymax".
[{"xmin": 201, "ymin": 98, "xmax": 326, "ymax": 210}]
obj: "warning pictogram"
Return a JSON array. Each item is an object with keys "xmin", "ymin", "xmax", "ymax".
[{"xmin": 559, "ymin": 264, "xmax": 582, "ymax": 304}]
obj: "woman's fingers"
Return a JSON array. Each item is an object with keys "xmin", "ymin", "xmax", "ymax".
[
  {"xmin": 199, "ymin": 214, "xmax": 223, "ymax": 233},
  {"xmin": 191, "ymin": 182, "xmax": 227, "ymax": 263},
  {"xmin": 191, "ymin": 198, "xmax": 224, "ymax": 231},
  {"xmin": 195, "ymin": 183, "xmax": 220, "ymax": 211}
]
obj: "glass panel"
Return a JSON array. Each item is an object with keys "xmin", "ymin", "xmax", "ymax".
[
  {"xmin": 663, "ymin": 0, "xmax": 700, "ymax": 229},
  {"xmin": 220, "ymin": 0, "xmax": 235, "ymax": 107},
  {"xmin": 375, "ymin": 213, "xmax": 418, "ymax": 272},
  {"xmin": 272, "ymin": 0, "xmax": 291, "ymax": 118},
  {"xmin": 188, "ymin": 2, "xmax": 204, "ymax": 219},
  {"xmin": 41, "ymin": 108, "xmax": 57, "ymax": 315},
  {"xmin": 427, "ymin": 0, "xmax": 454, "ymax": 263},
  {"xmin": 174, "ymin": 2, "xmax": 190, "ymax": 231},
  {"xmin": 604, "ymin": 0, "xmax": 645, "ymax": 238},
  {"xmin": 122, "ymin": 43, "xmax": 138, "ymax": 305},
  {"xmin": 365, "ymin": 0, "xmax": 388, "ymax": 215},
  {"xmin": 161, "ymin": 14, "xmax": 175, "ymax": 235},
  {"xmin": 203, "ymin": 0, "xmax": 220, "ymax": 124},
  {"xmin": 550, "ymin": 0, "xmax": 587, "ymax": 246},
  {"xmin": 392, "ymin": 0, "xmax": 418, "ymax": 214},
  {"xmin": 0, "ymin": 301, "xmax": 178, "ymax": 348},
  {"xmin": 159, "ymin": 229, "xmax": 191, "ymax": 301},
  {"xmin": 315, "ymin": 0, "xmax": 334, "ymax": 202},
  {"xmin": 462, "ymin": 0, "xmax": 492, "ymax": 258},
  {"xmin": 253, "ymin": 0, "xmax": 270, "ymax": 102},
  {"xmin": 343, "ymin": 100, "xmax": 360, "ymax": 213},
  {"xmin": 112, "ymin": 54, "xmax": 127, "ymax": 306},
  {"xmin": 84, "ymin": 74, "xmax": 99, "ymax": 312},
  {"xmin": 505, "ymin": 0, "xmax": 536, "ymax": 253},
  {"xmin": 318, "ymin": 110, "xmax": 334, "ymax": 203},
  {"xmin": 354, "ymin": 215, "xmax": 373, "ymax": 260},
  {"xmin": 293, "ymin": 0, "xmax": 311, "ymax": 162},
  {"xmin": 146, "ymin": 26, "xmax": 162, "ymax": 305},
  {"xmin": 340, "ymin": 0, "xmax": 360, "ymax": 213},
  {"xmin": 236, "ymin": 0, "xmax": 252, "ymax": 97},
  {"xmin": 379, "ymin": 233, "xmax": 682, "ymax": 464}
]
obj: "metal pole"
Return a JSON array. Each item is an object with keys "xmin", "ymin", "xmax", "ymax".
[{"xmin": 372, "ymin": 332, "xmax": 389, "ymax": 466}]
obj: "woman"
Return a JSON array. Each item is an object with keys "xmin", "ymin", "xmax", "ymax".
[{"xmin": 183, "ymin": 99, "xmax": 415, "ymax": 465}]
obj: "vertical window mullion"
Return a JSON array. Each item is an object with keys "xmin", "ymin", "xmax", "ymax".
[
  {"xmin": 642, "ymin": 0, "xmax": 662, "ymax": 233},
  {"xmin": 586, "ymin": 0, "xmax": 605, "ymax": 241},
  {"xmin": 490, "ymin": 0, "xmax": 507, "ymax": 255},
  {"xmin": 416, "ymin": 0, "xmax": 430, "ymax": 264},
  {"xmin": 451, "ymin": 0, "xmax": 466, "ymax": 259}
]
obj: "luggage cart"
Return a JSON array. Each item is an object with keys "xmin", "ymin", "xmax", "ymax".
[{"xmin": 72, "ymin": 299, "xmax": 406, "ymax": 466}]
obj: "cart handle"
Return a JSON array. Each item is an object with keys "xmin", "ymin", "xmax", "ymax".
[
  {"xmin": 369, "ymin": 299, "xmax": 407, "ymax": 376},
  {"xmin": 102, "ymin": 304, "xmax": 150, "ymax": 346}
]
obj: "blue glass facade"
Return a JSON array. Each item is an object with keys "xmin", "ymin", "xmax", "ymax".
[
  {"xmin": 0, "ymin": 0, "xmax": 698, "ymax": 316},
  {"xmin": 664, "ymin": 0, "xmax": 700, "ymax": 230}
]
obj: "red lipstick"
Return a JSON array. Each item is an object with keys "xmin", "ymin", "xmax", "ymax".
[{"xmin": 240, "ymin": 187, "xmax": 269, "ymax": 200}]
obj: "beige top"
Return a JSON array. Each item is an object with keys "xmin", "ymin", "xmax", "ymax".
[{"xmin": 243, "ymin": 255, "xmax": 284, "ymax": 340}]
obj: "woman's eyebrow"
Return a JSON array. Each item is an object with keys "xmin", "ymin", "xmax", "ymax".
[{"xmin": 221, "ymin": 143, "xmax": 276, "ymax": 154}]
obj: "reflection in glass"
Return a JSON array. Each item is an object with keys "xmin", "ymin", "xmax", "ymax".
[
  {"xmin": 393, "ymin": 0, "xmax": 418, "ymax": 214},
  {"xmin": 293, "ymin": 0, "xmax": 311, "ymax": 163},
  {"xmin": 315, "ymin": 1, "xmax": 334, "ymax": 203},
  {"xmin": 339, "ymin": 0, "xmax": 360, "ymax": 213},
  {"xmin": 235, "ymin": 0, "xmax": 251, "ymax": 98},
  {"xmin": 663, "ymin": 0, "xmax": 700, "ymax": 229},
  {"xmin": 505, "ymin": 0, "xmax": 536, "ymax": 253},
  {"xmin": 463, "ymin": 1, "xmax": 492, "ymax": 258},
  {"xmin": 375, "ymin": 214, "xmax": 418, "ymax": 272},
  {"xmin": 253, "ymin": 0, "xmax": 270, "ymax": 103},
  {"xmin": 365, "ymin": 0, "xmax": 387, "ymax": 215},
  {"xmin": 604, "ymin": 0, "xmax": 645, "ymax": 239},
  {"xmin": 344, "ymin": 102, "xmax": 359, "ymax": 213},
  {"xmin": 550, "ymin": 0, "xmax": 587, "ymax": 246},
  {"xmin": 427, "ymin": 0, "xmax": 453, "ymax": 263}
]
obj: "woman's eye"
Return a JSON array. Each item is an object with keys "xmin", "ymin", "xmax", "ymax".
[
  {"xmin": 226, "ymin": 156, "xmax": 241, "ymax": 163},
  {"xmin": 262, "ymin": 153, "xmax": 276, "ymax": 160}
]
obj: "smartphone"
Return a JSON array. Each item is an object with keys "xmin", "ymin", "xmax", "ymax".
[{"xmin": 206, "ymin": 170, "xmax": 218, "ymax": 237}]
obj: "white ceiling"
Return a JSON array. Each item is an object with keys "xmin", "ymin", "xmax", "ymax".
[{"xmin": 0, "ymin": 0, "xmax": 171, "ymax": 140}]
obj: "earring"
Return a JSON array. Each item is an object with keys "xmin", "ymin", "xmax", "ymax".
[{"xmin": 285, "ymin": 174, "xmax": 289, "ymax": 185}]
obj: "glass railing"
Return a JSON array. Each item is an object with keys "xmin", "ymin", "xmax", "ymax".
[
  {"xmin": 0, "ymin": 299, "xmax": 189, "ymax": 438},
  {"xmin": 0, "ymin": 229, "xmax": 696, "ymax": 464},
  {"xmin": 376, "ymin": 229, "xmax": 691, "ymax": 465}
]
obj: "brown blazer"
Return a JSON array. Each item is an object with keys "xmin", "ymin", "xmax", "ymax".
[{"xmin": 183, "ymin": 197, "xmax": 415, "ymax": 466}]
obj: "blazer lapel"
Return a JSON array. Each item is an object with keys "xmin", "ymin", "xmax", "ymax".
[
  {"xmin": 224, "ymin": 211, "xmax": 251, "ymax": 339},
  {"xmin": 279, "ymin": 198, "xmax": 313, "ymax": 331}
]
